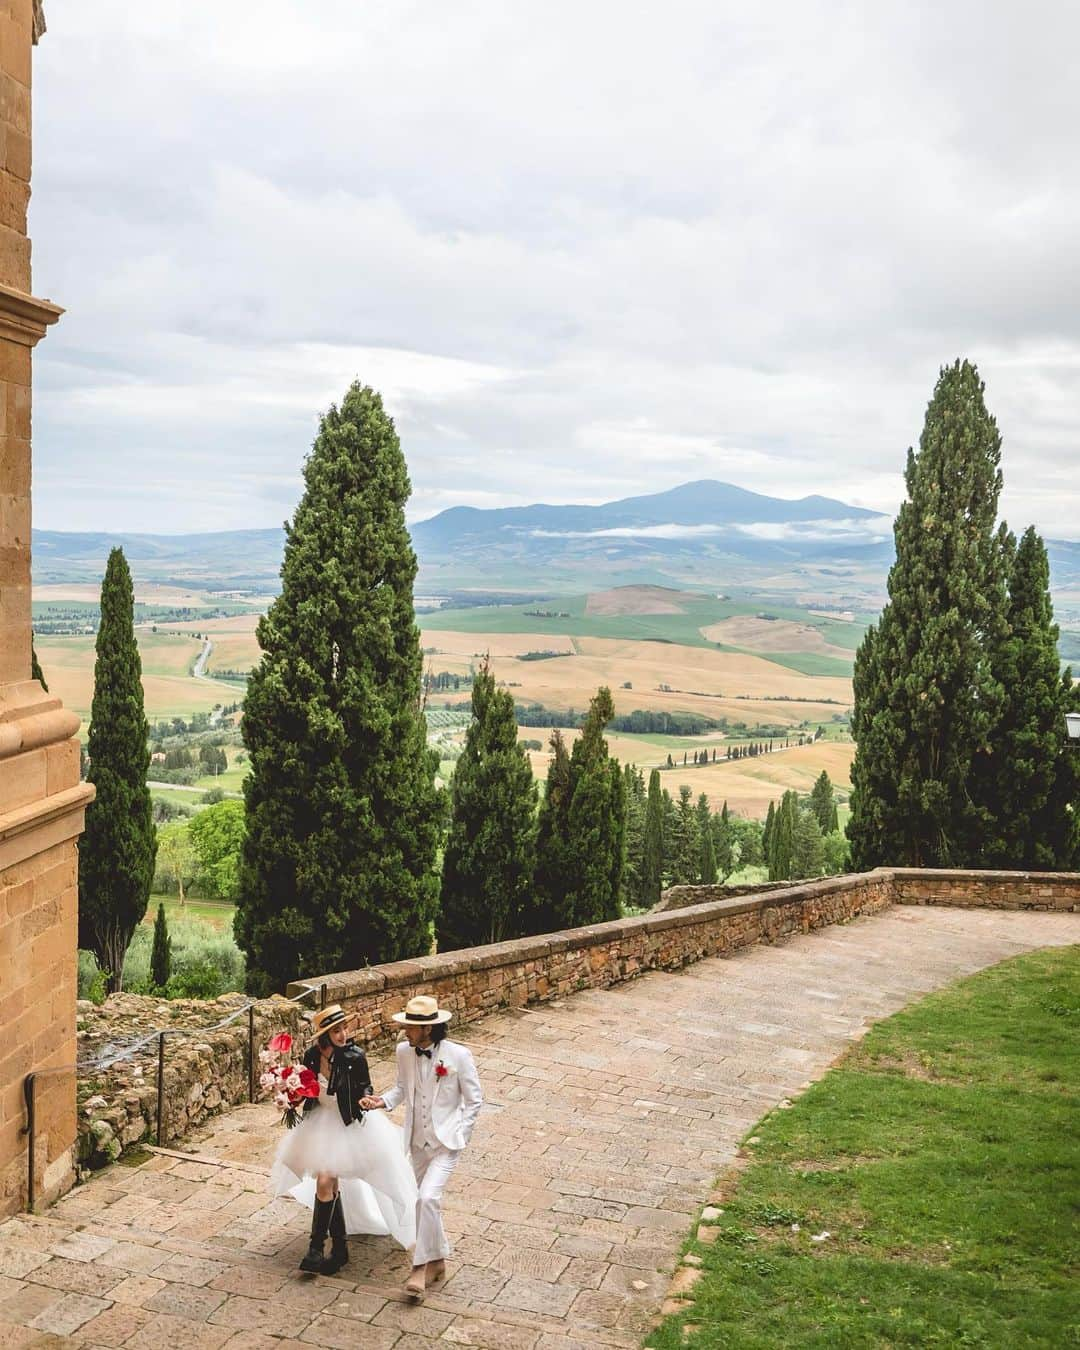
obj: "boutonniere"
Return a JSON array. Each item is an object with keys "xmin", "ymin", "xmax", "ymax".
[{"xmin": 435, "ymin": 1062, "xmax": 450, "ymax": 1078}]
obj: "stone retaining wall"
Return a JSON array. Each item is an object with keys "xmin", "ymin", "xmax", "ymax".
[{"xmin": 75, "ymin": 994, "xmax": 304, "ymax": 1175}]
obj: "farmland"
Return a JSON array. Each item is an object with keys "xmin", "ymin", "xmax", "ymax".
[{"xmin": 35, "ymin": 581, "xmax": 860, "ymax": 818}]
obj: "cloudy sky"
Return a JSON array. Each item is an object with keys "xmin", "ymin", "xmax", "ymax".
[{"xmin": 30, "ymin": 1, "xmax": 1079, "ymax": 537}]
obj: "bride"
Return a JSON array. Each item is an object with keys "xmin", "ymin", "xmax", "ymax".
[{"xmin": 269, "ymin": 1004, "xmax": 417, "ymax": 1274}]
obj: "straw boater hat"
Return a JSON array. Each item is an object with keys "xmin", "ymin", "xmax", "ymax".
[
  {"xmin": 392, "ymin": 995, "xmax": 452, "ymax": 1026},
  {"xmin": 308, "ymin": 1004, "xmax": 352, "ymax": 1038}
]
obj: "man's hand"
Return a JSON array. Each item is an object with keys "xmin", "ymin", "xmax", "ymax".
[{"xmin": 359, "ymin": 1095, "xmax": 384, "ymax": 1110}]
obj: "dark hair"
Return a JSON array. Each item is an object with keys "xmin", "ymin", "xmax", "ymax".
[
  {"xmin": 430, "ymin": 1023, "xmax": 449, "ymax": 1046},
  {"xmin": 317, "ymin": 1031, "xmax": 336, "ymax": 1053}
]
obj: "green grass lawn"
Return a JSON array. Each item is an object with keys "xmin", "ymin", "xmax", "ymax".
[
  {"xmin": 649, "ymin": 945, "xmax": 1079, "ymax": 1349},
  {"xmin": 144, "ymin": 894, "xmax": 236, "ymax": 932}
]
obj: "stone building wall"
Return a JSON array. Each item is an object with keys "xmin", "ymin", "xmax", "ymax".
[{"xmin": 0, "ymin": 1, "xmax": 93, "ymax": 1215}]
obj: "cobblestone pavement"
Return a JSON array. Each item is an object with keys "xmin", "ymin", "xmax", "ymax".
[{"xmin": 2, "ymin": 905, "xmax": 1077, "ymax": 1348}]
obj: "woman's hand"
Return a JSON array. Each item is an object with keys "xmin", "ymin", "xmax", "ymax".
[{"xmin": 359, "ymin": 1095, "xmax": 384, "ymax": 1110}]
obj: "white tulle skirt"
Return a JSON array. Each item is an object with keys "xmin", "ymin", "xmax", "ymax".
[{"xmin": 269, "ymin": 1105, "xmax": 416, "ymax": 1249}]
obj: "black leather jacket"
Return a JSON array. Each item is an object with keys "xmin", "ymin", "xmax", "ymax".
[{"xmin": 302, "ymin": 1040, "xmax": 373, "ymax": 1126}]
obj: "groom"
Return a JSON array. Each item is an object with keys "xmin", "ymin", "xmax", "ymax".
[{"xmin": 360, "ymin": 994, "xmax": 482, "ymax": 1301}]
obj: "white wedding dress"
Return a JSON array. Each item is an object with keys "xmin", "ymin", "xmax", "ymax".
[{"xmin": 269, "ymin": 1075, "xmax": 416, "ymax": 1247}]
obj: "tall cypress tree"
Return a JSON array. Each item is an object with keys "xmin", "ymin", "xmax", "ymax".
[
  {"xmin": 762, "ymin": 800, "xmax": 776, "ymax": 862},
  {"xmin": 809, "ymin": 770, "xmax": 839, "ymax": 834},
  {"xmin": 558, "ymin": 687, "xmax": 625, "ymax": 927},
  {"xmin": 642, "ymin": 768, "xmax": 664, "ymax": 907},
  {"xmin": 150, "ymin": 903, "xmax": 172, "ymax": 991},
  {"xmin": 848, "ymin": 360, "xmax": 1009, "ymax": 869},
  {"xmin": 620, "ymin": 764, "xmax": 647, "ymax": 909},
  {"xmin": 78, "ymin": 548, "xmax": 156, "ymax": 991},
  {"xmin": 236, "ymin": 384, "xmax": 443, "ymax": 994},
  {"xmin": 792, "ymin": 807, "xmax": 826, "ymax": 879},
  {"xmin": 696, "ymin": 793, "xmax": 718, "ymax": 883},
  {"xmin": 768, "ymin": 791, "xmax": 798, "ymax": 881},
  {"xmin": 532, "ymin": 731, "xmax": 573, "ymax": 931},
  {"xmin": 438, "ymin": 660, "xmax": 538, "ymax": 948},
  {"xmin": 979, "ymin": 527, "xmax": 1074, "ymax": 868}
]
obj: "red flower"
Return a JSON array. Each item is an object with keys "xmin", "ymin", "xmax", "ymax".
[
  {"xmin": 268, "ymin": 1032, "xmax": 293, "ymax": 1054},
  {"xmin": 296, "ymin": 1068, "xmax": 320, "ymax": 1098},
  {"xmin": 435, "ymin": 1063, "xmax": 448, "ymax": 1078}
]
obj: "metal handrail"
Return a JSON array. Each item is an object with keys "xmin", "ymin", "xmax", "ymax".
[
  {"xmin": 24, "ymin": 979, "xmax": 328, "ymax": 1211},
  {"xmin": 21, "ymin": 1066, "xmax": 76, "ymax": 1213}
]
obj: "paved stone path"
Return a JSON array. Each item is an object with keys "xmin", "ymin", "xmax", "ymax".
[{"xmin": 2, "ymin": 905, "xmax": 1077, "ymax": 1348}]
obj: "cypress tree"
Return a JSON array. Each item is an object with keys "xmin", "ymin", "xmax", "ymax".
[
  {"xmin": 438, "ymin": 660, "xmax": 537, "ymax": 948},
  {"xmin": 642, "ymin": 768, "xmax": 664, "ymax": 907},
  {"xmin": 621, "ymin": 764, "xmax": 647, "ymax": 909},
  {"xmin": 671, "ymin": 785, "xmax": 699, "ymax": 884},
  {"xmin": 532, "ymin": 731, "xmax": 573, "ymax": 930},
  {"xmin": 762, "ymin": 800, "xmax": 776, "ymax": 860},
  {"xmin": 809, "ymin": 770, "xmax": 839, "ymax": 834},
  {"xmin": 979, "ymin": 528, "xmax": 1074, "ymax": 868},
  {"xmin": 848, "ymin": 360, "xmax": 1009, "ymax": 869},
  {"xmin": 78, "ymin": 548, "xmax": 156, "ymax": 991},
  {"xmin": 150, "ymin": 903, "xmax": 172, "ymax": 991},
  {"xmin": 769, "ymin": 790, "xmax": 798, "ymax": 881},
  {"xmin": 560, "ymin": 688, "xmax": 625, "ymax": 926},
  {"xmin": 696, "ymin": 793, "xmax": 717, "ymax": 883},
  {"xmin": 236, "ymin": 383, "xmax": 443, "ymax": 994},
  {"xmin": 792, "ymin": 808, "xmax": 826, "ymax": 879}
]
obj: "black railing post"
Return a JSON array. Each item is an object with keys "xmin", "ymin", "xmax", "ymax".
[
  {"xmin": 321, "ymin": 982, "xmax": 327, "ymax": 1008},
  {"xmin": 248, "ymin": 1004, "xmax": 255, "ymax": 1103},
  {"xmin": 156, "ymin": 1032, "xmax": 166, "ymax": 1145},
  {"xmin": 21, "ymin": 1073, "xmax": 36, "ymax": 1211}
]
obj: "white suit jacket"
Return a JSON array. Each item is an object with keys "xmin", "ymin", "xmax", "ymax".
[{"xmin": 381, "ymin": 1037, "xmax": 482, "ymax": 1153}]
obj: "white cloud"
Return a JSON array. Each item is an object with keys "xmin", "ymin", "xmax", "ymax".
[{"xmin": 27, "ymin": 0, "xmax": 1080, "ymax": 538}]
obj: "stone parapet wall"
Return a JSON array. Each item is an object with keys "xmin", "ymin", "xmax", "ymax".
[
  {"xmin": 289, "ymin": 873, "xmax": 896, "ymax": 1055},
  {"xmin": 291, "ymin": 868, "xmax": 1080, "ymax": 1055},
  {"xmin": 655, "ymin": 878, "xmax": 804, "ymax": 913},
  {"xmin": 890, "ymin": 868, "xmax": 1080, "ymax": 911}
]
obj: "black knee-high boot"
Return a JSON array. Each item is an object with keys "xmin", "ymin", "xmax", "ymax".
[
  {"xmin": 299, "ymin": 1197, "xmax": 334, "ymax": 1272},
  {"xmin": 320, "ymin": 1194, "xmax": 349, "ymax": 1276}
]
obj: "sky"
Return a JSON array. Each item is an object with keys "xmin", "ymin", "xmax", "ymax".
[{"xmin": 29, "ymin": 1, "xmax": 1080, "ymax": 537}]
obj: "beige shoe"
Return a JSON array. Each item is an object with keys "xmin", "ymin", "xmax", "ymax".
[
  {"xmin": 426, "ymin": 1259, "xmax": 447, "ymax": 1286},
  {"xmin": 404, "ymin": 1266, "xmax": 427, "ymax": 1302}
]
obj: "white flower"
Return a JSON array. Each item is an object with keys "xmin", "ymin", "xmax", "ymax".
[
  {"xmin": 791, "ymin": 1223, "xmax": 800, "ymax": 1233},
  {"xmin": 259, "ymin": 1073, "xmax": 276, "ymax": 1090},
  {"xmin": 258, "ymin": 1049, "xmax": 273, "ymax": 1064},
  {"xmin": 273, "ymin": 1092, "xmax": 290, "ymax": 1109},
  {"xmin": 810, "ymin": 1231, "xmax": 831, "ymax": 1243},
  {"xmin": 285, "ymin": 1072, "xmax": 301, "ymax": 1092}
]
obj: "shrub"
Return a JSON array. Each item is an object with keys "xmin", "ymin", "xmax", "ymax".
[{"xmin": 78, "ymin": 950, "xmax": 108, "ymax": 1005}]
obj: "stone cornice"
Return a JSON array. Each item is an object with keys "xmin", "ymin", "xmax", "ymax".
[
  {"xmin": 0, "ymin": 282, "xmax": 63, "ymax": 347},
  {"xmin": 0, "ymin": 781, "xmax": 93, "ymax": 848},
  {"xmin": 0, "ymin": 680, "xmax": 80, "ymax": 759}
]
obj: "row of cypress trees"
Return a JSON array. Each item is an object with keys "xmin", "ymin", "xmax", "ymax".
[{"xmin": 848, "ymin": 361, "xmax": 1079, "ymax": 870}]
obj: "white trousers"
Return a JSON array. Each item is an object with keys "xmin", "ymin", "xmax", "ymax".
[{"xmin": 410, "ymin": 1142, "xmax": 460, "ymax": 1265}]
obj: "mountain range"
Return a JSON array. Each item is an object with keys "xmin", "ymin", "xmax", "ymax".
[{"xmin": 32, "ymin": 480, "xmax": 1080, "ymax": 617}]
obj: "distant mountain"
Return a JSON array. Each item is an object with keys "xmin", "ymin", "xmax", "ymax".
[
  {"xmin": 32, "ymin": 528, "xmax": 286, "ymax": 591},
  {"xmin": 31, "ymin": 482, "xmax": 1080, "ymax": 620}
]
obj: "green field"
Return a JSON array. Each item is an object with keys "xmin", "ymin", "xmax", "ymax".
[{"xmin": 651, "ymin": 945, "xmax": 1080, "ymax": 1349}]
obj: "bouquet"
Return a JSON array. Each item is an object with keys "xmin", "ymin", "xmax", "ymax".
[{"xmin": 258, "ymin": 1032, "xmax": 319, "ymax": 1128}]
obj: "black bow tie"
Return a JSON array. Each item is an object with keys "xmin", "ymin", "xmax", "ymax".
[{"xmin": 415, "ymin": 1047, "xmax": 432, "ymax": 1058}]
